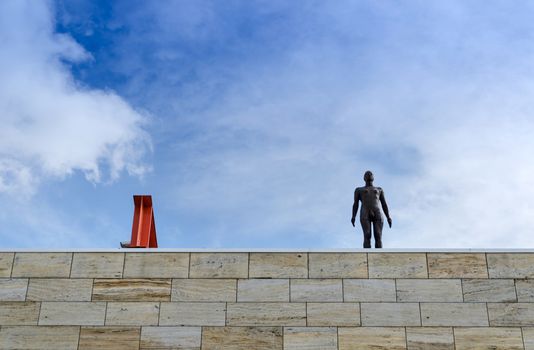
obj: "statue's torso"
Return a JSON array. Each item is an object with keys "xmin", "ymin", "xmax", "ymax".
[{"xmin": 356, "ymin": 186, "xmax": 383, "ymax": 219}]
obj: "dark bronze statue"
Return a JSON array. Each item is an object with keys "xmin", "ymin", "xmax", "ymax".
[{"xmin": 351, "ymin": 171, "xmax": 392, "ymax": 248}]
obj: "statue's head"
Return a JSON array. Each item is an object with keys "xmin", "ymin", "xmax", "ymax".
[{"xmin": 364, "ymin": 170, "xmax": 374, "ymax": 182}]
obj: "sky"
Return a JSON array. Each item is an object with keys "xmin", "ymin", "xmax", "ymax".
[{"xmin": 1, "ymin": 0, "xmax": 534, "ymax": 249}]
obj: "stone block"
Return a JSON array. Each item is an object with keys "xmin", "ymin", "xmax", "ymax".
[
  {"xmin": 159, "ymin": 302, "xmax": 226, "ymax": 326},
  {"xmin": 202, "ymin": 326, "xmax": 282, "ymax": 350},
  {"xmin": 307, "ymin": 302, "xmax": 360, "ymax": 326},
  {"xmin": 124, "ymin": 253, "xmax": 189, "ymax": 278},
  {"xmin": 106, "ymin": 302, "xmax": 160, "ymax": 326},
  {"xmin": 421, "ymin": 303, "xmax": 488, "ymax": 326},
  {"xmin": 427, "ymin": 253, "xmax": 488, "ymax": 278},
  {"xmin": 237, "ymin": 279, "xmax": 288, "ymax": 302},
  {"xmin": 39, "ymin": 301, "xmax": 106, "ymax": 325},
  {"xmin": 189, "ymin": 253, "xmax": 248, "ymax": 278},
  {"xmin": 0, "ymin": 278, "xmax": 28, "ymax": 301},
  {"xmin": 140, "ymin": 326, "xmax": 201, "ymax": 349},
  {"xmin": 27, "ymin": 278, "xmax": 92, "ymax": 301},
  {"xmin": 93, "ymin": 279, "xmax": 171, "ymax": 301},
  {"xmin": 71, "ymin": 253, "xmax": 124, "ymax": 278},
  {"xmin": 338, "ymin": 327, "xmax": 406, "ymax": 350},
  {"xmin": 488, "ymin": 302, "xmax": 534, "ymax": 326},
  {"xmin": 361, "ymin": 302, "xmax": 420, "ymax": 326},
  {"xmin": 226, "ymin": 302, "xmax": 306, "ymax": 326},
  {"xmin": 0, "ymin": 326, "xmax": 79, "ymax": 350},
  {"xmin": 0, "ymin": 301, "xmax": 40, "ymax": 325},
  {"xmin": 12, "ymin": 252, "xmax": 71, "ymax": 277},
  {"xmin": 79, "ymin": 327, "xmax": 140, "ymax": 350},
  {"xmin": 308, "ymin": 253, "xmax": 367, "ymax": 278},
  {"xmin": 406, "ymin": 327, "xmax": 454, "ymax": 350},
  {"xmin": 515, "ymin": 279, "xmax": 534, "ymax": 302},
  {"xmin": 368, "ymin": 253, "xmax": 427, "ymax": 278},
  {"xmin": 284, "ymin": 327, "xmax": 337, "ymax": 350},
  {"xmin": 0, "ymin": 252, "xmax": 14, "ymax": 277},
  {"xmin": 454, "ymin": 327, "xmax": 523, "ymax": 350},
  {"xmin": 462, "ymin": 279, "xmax": 517, "ymax": 302},
  {"xmin": 249, "ymin": 253, "xmax": 307, "ymax": 278},
  {"xmin": 487, "ymin": 253, "xmax": 534, "ymax": 278},
  {"xmin": 396, "ymin": 279, "xmax": 462, "ymax": 302},
  {"xmin": 290, "ymin": 279, "xmax": 342, "ymax": 302},
  {"xmin": 343, "ymin": 278, "xmax": 396, "ymax": 302},
  {"xmin": 172, "ymin": 278, "xmax": 236, "ymax": 302},
  {"xmin": 523, "ymin": 327, "xmax": 534, "ymax": 350}
]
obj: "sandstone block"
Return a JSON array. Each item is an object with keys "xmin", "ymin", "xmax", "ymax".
[
  {"xmin": 290, "ymin": 279, "xmax": 342, "ymax": 302},
  {"xmin": 0, "ymin": 278, "xmax": 28, "ymax": 301},
  {"xmin": 79, "ymin": 327, "xmax": 140, "ymax": 350},
  {"xmin": 202, "ymin": 326, "xmax": 282, "ymax": 350},
  {"xmin": 0, "ymin": 301, "xmax": 40, "ymax": 325},
  {"xmin": 522, "ymin": 327, "xmax": 534, "ymax": 350},
  {"xmin": 106, "ymin": 302, "xmax": 160, "ymax": 326},
  {"xmin": 343, "ymin": 278, "xmax": 396, "ymax": 302},
  {"xmin": 189, "ymin": 253, "xmax": 248, "ymax": 278},
  {"xmin": 0, "ymin": 252, "xmax": 14, "ymax": 277},
  {"xmin": 140, "ymin": 326, "xmax": 201, "ymax": 349},
  {"xmin": 309, "ymin": 253, "xmax": 367, "ymax": 278},
  {"xmin": 421, "ymin": 303, "xmax": 488, "ymax": 326},
  {"xmin": 172, "ymin": 278, "xmax": 236, "ymax": 301},
  {"xmin": 338, "ymin": 327, "xmax": 406, "ymax": 350},
  {"xmin": 427, "ymin": 253, "xmax": 488, "ymax": 278},
  {"xmin": 368, "ymin": 253, "xmax": 427, "ymax": 278},
  {"xmin": 361, "ymin": 302, "xmax": 420, "ymax": 326},
  {"xmin": 284, "ymin": 327, "xmax": 337, "ymax": 350},
  {"xmin": 0, "ymin": 326, "xmax": 79, "ymax": 350},
  {"xmin": 27, "ymin": 278, "xmax": 92, "ymax": 301},
  {"xmin": 71, "ymin": 253, "xmax": 124, "ymax": 278},
  {"xmin": 307, "ymin": 302, "xmax": 360, "ymax": 326},
  {"xmin": 39, "ymin": 301, "xmax": 106, "ymax": 325},
  {"xmin": 93, "ymin": 279, "xmax": 171, "ymax": 301},
  {"xmin": 515, "ymin": 279, "xmax": 534, "ymax": 302},
  {"xmin": 396, "ymin": 279, "xmax": 462, "ymax": 302},
  {"xmin": 12, "ymin": 252, "xmax": 71, "ymax": 277},
  {"xmin": 462, "ymin": 279, "xmax": 517, "ymax": 302},
  {"xmin": 454, "ymin": 327, "xmax": 523, "ymax": 350},
  {"xmin": 249, "ymin": 253, "xmax": 307, "ymax": 278},
  {"xmin": 124, "ymin": 253, "xmax": 189, "ymax": 278},
  {"xmin": 226, "ymin": 302, "xmax": 306, "ymax": 326},
  {"xmin": 488, "ymin": 302, "xmax": 534, "ymax": 326},
  {"xmin": 487, "ymin": 253, "xmax": 534, "ymax": 278},
  {"xmin": 159, "ymin": 302, "xmax": 226, "ymax": 326},
  {"xmin": 237, "ymin": 279, "xmax": 288, "ymax": 302},
  {"xmin": 406, "ymin": 327, "xmax": 454, "ymax": 350}
]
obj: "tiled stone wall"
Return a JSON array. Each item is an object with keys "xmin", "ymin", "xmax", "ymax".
[{"xmin": 0, "ymin": 251, "xmax": 534, "ymax": 349}]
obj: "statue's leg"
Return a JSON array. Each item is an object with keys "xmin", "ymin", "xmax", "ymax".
[
  {"xmin": 373, "ymin": 219, "xmax": 384, "ymax": 248},
  {"xmin": 360, "ymin": 218, "xmax": 372, "ymax": 248}
]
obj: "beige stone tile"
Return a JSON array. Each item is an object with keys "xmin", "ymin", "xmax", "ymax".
[
  {"xmin": 396, "ymin": 279, "xmax": 462, "ymax": 302},
  {"xmin": 0, "ymin": 301, "xmax": 40, "ymax": 325},
  {"xmin": 488, "ymin": 253, "xmax": 534, "ymax": 278},
  {"xmin": 284, "ymin": 327, "xmax": 337, "ymax": 350},
  {"xmin": 290, "ymin": 279, "xmax": 342, "ymax": 302},
  {"xmin": 406, "ymin": 327, "xmax": 454, "ymax": 350},
  {"xmin": 249, "ymin": 253, "xmax": 307, "ymax": 278},
  {"xmin": 39, "ymin": 301, "xmax": 106, "ymax": 325},
  {"xmin": 124, "ymin": 253, "xmax": 189, "ymax": 278},
  {"xmin": 12, "ymin": 252, "xmax": 72, "ymax": 277},
  {"xmin": 159, "ymin": 302, "xmax": 226, "ymax": 326},
  {"xmin": 462, "ymin": 279, "xmax": 517, "ymax": 302},
  {"xmin": 27, "ymin": 278, "xmax": 92, "ymax": 301},
  {"xmin": 79, "ymin": 327, "xmax": 140, "ymax": 350},
  {"xmin": 106, "ymin": 302, "xmax": 160, "ymax": 326},
  {"xmin": 421, "ymin": 303, "xmax": 488, "ymax": 326},
  {"xmin": 93, "ymin": 279, "xmax": 171, "ymax": 301},
  {"xmin": 71, "ymin": 252, "xmax": 124, "ymax": 278},
  {"xmin": 140, "ymin": 326, "xmax": 201, "ymax": 349},
  {"xmin": 368, "ymin": 253, "xmax": 427, "ymax": 278},
  {"xmin": 226, "ymin": 302, "xmax": 306, "ymax": 326},
  {"xmin": 427, "ymin": 253, "xmax": 488, "ymax": 278},
  {"xmin": 0, "ymin": 326, "xmax": 80, "ymax": 350},
  {"xmin": 515, "ymin": 279, "xmax": 534, "ymax": 302},
  {"xmin": 523, "ymin": 327, "xmax": 534, "ymax": 350},
  {"xmin": 309, "ymin": 253, "xmax": 367, "ymax": 278},
  {"xmin": 172, "ymin": 279, "xmax": 236, "ymax": 302},
  {"xmin": 338, "ymin": 327, "xmax": 406, "ymax": 350},
  {"xmin": 0, "ymin": 252, "xmax": 14, "ymax": 277},
  {"xmin": 189, "ymin": 253, "xmax": 248, "ymax": 278},
  {"xmin": 238, "ymin": 279, "xmax": 288, "ymax": 302},
  {"xmin": 343, "ymin": 278, "xmax": 396, "ymax": 301},
  {"xmin": 307, "ymin": 302, "xmax": 360, "ymax": 326},
  {"xmin": 0, "ymin": 278, "xmax": 28, "ymax": 301},
  {"xmin": 488, "ymin": 302, "xmax": 534, "ymax": 326},
  {"xmin": 361, "ymin": 302, "xmax": 420, "ymax": 326},
  {"xmin": 454, "ymin": 327, "xmax": 523, "ymax": 350},
  {"xmin": 202, "ymin": 326, "xmax": 282, "ymax": 350}
]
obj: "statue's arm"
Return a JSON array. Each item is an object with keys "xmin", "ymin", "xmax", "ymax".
[
  {"xmin": 351, "ymin": 189, "xmax": 360, "ymax": 225},
  {"xmin": 379, "ymin": 189, "xmax": 392, "ymax": 227}
]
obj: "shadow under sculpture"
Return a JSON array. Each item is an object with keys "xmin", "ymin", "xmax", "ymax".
[{"xmin": 351, "ymin": 171, "xmax": 392, "ymax": 248}]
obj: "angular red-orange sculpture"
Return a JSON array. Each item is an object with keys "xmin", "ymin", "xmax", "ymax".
[{"xmin": 121, "ymin": 195, "xmax": 158, "ymax": 248}]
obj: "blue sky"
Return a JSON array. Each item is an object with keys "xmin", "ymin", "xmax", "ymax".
[{"xmin": 1, "ymin": 0, "xmax": 534, "ymax": 248}]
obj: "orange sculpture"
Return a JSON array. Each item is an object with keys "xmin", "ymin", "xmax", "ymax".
[{"xmin": 121, "ymin": 195, "xmax": 158, "ymax": 248}]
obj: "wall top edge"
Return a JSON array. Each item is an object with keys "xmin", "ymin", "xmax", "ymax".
[{"xmin": 1, "ymin": 248, "xmax": 534, "ymax": 253}]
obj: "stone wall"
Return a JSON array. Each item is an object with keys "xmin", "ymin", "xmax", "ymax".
[{"xmin": 1, "ymin": 251, "xmax": 534, "ymax": 349}]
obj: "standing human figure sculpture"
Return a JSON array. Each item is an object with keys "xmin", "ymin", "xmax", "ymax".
[{"xmin": 351, "ymin": 171, "xmax": 392, "ymax": 248}]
